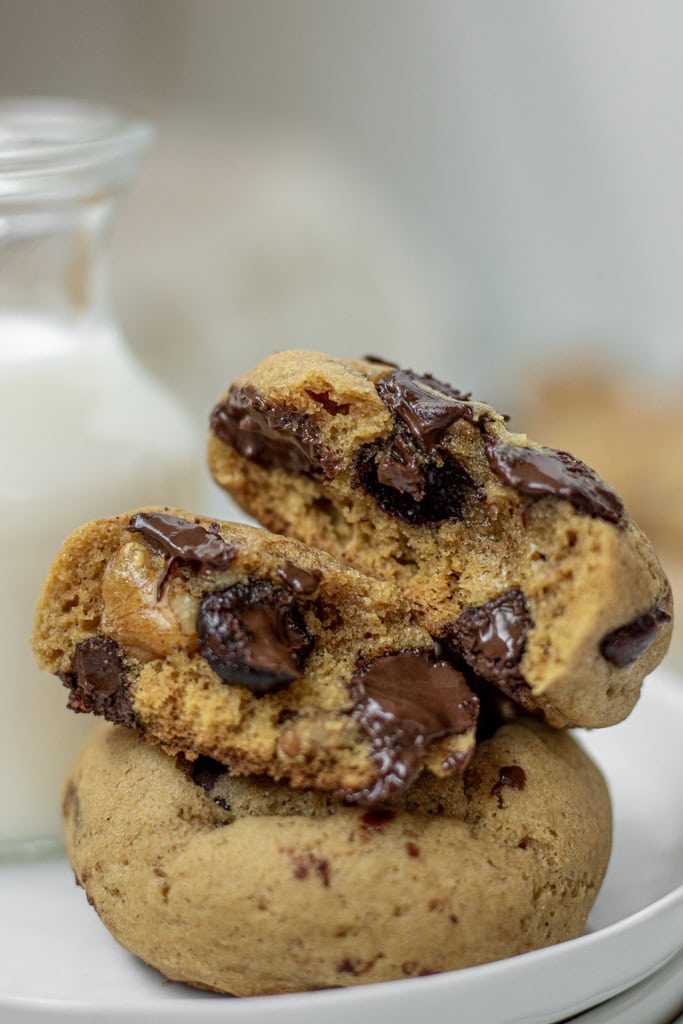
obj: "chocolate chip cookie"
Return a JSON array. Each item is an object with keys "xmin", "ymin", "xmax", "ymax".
[
  {"xmin": 64, "ymin": 720, "xmax": 611, "ymax": 995},
  {"xmin": 32, "ymin": 509, "xmax": 478, "ymax": 802},
  {"xmin": 207, "ymin": 351, "xmax": 673, "ymax": 729}
]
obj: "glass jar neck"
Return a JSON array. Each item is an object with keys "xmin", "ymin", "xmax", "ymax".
[
  {"xmin": 0, "ymin": 194, "xmax": 118, "ymax": 324},
  {"xmin": 0, "ymin": 99, "xmax": 152, "ymax": 337}
]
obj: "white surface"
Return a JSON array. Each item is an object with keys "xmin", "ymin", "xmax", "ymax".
[
  {"xmin": 568, "ymin": 945, "xmax": 683, "ymax": 1023},
  {"xmin": 1, "ymin": 667, "xmax": 682, "ymax": 1024},
  {"xmin": 0, "ymin": 319, "xmax": 200, "ymax": 844}
]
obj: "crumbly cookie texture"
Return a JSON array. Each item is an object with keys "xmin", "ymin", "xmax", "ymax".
[
  {"xmin": 64, "ymin": 722, "xmax": 611, "ymax": 996},
  {"xmin": 207, "ymin": 350, "xmax": 673, "ymax": 729},
  {"xmin": 523, "ymin": 365, "xmax": 683, "ymax": 669},
  {"xmin": 32, "ymin": 508, "xmax": 478, "ymax": 802}
]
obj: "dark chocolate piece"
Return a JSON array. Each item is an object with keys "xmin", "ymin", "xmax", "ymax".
[
  {"xmin": 443, "ymin": 591, "xmax": 539, "ymax": 715},
  {"xmin": 128, "ymin": 512, "xmax": 235, "ymax": 599},
  {"xmin": 486, "ymin": 442, "xmax": 625, "ymax": 524},
  {"xmin": 62, "ymin": 636, "xmax": 138, "ymax": 729},
  {"xmin": 359, "ymin": 808, "xmax": 396, "ymax": 828},
  {"xmin": 275, "ymin": 562, "xmax": 322, "ymax": 596},
  {"xmin": 197, "ymin": 581, "xmax": 315, "ymax": 696},
  {"xmin": 491, "ymin": 765, "xmax": 527, "ymax": 807},
  {"xmin": 354, "ymin": 442, "xmax": 478, "ymax": 525},
  {"xmin": 376, "ymin": 369, "xmax": 476, "ymax": 450},
  {"xmin": 600, "ymin": 607, "xmax": 671, "ymax": 667},
  {"xmin": 211, "ymin": 385, "xmax": 338, "ymax": 478},
  {"xmin": 376, "ymin": 432, "xmax": 427, "ymax": 500},
  {"xmin": 347, "ymin": 649, "xmax": 479, "ymax": 805}
]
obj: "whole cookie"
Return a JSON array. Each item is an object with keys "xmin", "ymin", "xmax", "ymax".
[
  {"xmin": 32, "ymin": 509, "xmax": 478, "ymax": 802},
  {"xmin": 207, "ymin": 351, "xmax": 673, "ymax": 728},
  {"xmin": 64, "ymin": 722, "xmax": 612, "ymax": 996}
]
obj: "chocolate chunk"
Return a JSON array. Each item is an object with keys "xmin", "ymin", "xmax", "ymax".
[
  {"xmin": 443, "ymin": 591, "xmax": 540, "ymax": 715},
  {"xmin": 491, "ymin": 765, "xmax": 527, "ymax": 807},
  {"xmin": 197, "ymin": 581, "xmax": 315, "ymax": 696},
  {"xmin": 486, "ymin": 442, "xmax": 625, "ymax": 524},
  {"xmin": 128, "ymin": 512, "xmax": 235, "ymax": 599},
  {"xmin": 376, "ymin": 432, "xmax": 427, "ymax": 500},
  {"xmin": 355, "ymin": 441, "xmax": 478, "ymax": 524},
  {"xmin": 362, "ymin": 354, "xmax": 400, "ymax": 368},
  {"xmin": 600, "ymin": 607, "xmax": 671, "ymax": 667},
  {"xmin": 275, "ymin": 562, "xmax": 322, "ymax": 596},
  {"xmin": 211, "ymin": 385, "xmax": 338, "ymax": 478},
  {"xmin": 347, "ymin": 650, "xmax": 479, "ymax": 804},
  {"xmin": 376, "ymin": 369, "xmax": 476, "ymax": 449},
  {"xmin": 447, "ymin": 590, "xmax": 531, "ymax": 680},
  {"xmin": 62, "ymin": 636, "xmax": 138, "ymax": 729}
]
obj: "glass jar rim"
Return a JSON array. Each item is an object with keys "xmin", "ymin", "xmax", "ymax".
[{"xmin": 0, "ymin": 97, "xmax": 154, "ymax": 201}]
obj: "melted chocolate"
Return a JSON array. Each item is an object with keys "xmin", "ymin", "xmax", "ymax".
[
  {"xmin": 486, "ymin": 442, "xmax": 625, "ymax": 524},
  {"xmin": 347, "ymin": 649, "xmax": 479, "ymax": 805},
  {"xmin": 355, "ymin": 366, "xmax": 483, "ymax": 521},
  {"xmin": 376, "ymin": 432, "xmax": 426, "ymax": 500},
  {"xmin": 354, "ymin": 442, "xmax": 478, "ymax": 525},
  {"xmin": 275, "ymin": 562, "xmax": 322, "ymax": 596},
  {"xmin": 211, "ymin": 386, "xmax": 338, "ymax": 478},
  {"xmin": 376, "ymin": 369, "xmax": 476, "ymax": 450},
  {"xmin": 197, "ymin": 581, "xmax": 315, "ymax": 696},
  {"xmin": 600, "ymin": 607, "xmax": 671, "ymax": 667},
  {"xmin": 128, "ymin": 512, "xmax": 235, "ymax": 598},
  {"xmin": 61, "ymin": 636, "xmax": 138, "ymax": 729},
  {"xmin": 447, "ymin": 590, "xmax": 531, "ymax": 675},
  {"xmin": 443, "ymin": 591, "xmax": 540, "ymax": 715},
  {"xmin": 491, "ymin": 765, "xmax": 527, "ymax": 807}
]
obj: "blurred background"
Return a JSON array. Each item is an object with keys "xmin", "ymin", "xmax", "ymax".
[{"xmin": 1, "ymin": 0, "xmax": 682, "ymax": 652}]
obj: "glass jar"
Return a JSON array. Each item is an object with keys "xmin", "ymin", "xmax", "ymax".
[{"xmin": 0, "ymin": 98, "xmax": 200, "ymax": 854}]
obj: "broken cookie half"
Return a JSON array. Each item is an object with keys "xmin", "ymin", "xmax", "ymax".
[
  {"xmin": 32, "ymin": 509, "xmax": 478, "ymax": 804},
  {"xmin": 207, "ymin": 350, "xmax": 673, "ymax": 729}
]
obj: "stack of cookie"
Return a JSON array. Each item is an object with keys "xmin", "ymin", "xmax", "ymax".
[{"xmin": 32, "ymin": 352, "xmax": 672, "ymax": 996}]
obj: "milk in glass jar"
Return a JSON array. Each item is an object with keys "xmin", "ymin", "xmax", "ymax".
[{"xmin": 0, "ymin": 99, "xmax": 199, "ymax": 852}]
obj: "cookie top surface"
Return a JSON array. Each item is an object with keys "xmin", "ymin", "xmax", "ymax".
[
  {"xmin": 32, "ymin": 508, "xmax": 478, "ymax": 802},
  {"xmin": 63, "ymin": 719, "xmax": 611, "ymax": 995},
  {"xmin": 208, "ymin": 351, "xmax": 673, "ymax": 729}
]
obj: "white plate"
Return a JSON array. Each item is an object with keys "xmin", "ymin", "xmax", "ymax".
[
  {"xmin": 1, "ymin": 667, "xmax": 682, "ymax": 1024},
  {"xmin": 566, "ymin": 945, "xmax": 683, "ymax": 1023}
]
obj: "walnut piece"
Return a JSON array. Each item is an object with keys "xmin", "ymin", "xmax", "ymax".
[{"xmin": 101, "ymin": 540, "xmax": 202, "ymax": 660}]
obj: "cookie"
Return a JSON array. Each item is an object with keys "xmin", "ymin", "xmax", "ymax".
[
  {"xmin": 63, "ymin": 721, "xmax": 611, "ymax": 996},
  {"xmin": 522, "ymin": 364, "xmax": 683, "ymax": 669},
  {"xmin": 32, "ymin": 508, "xmax": 478, "ymax": 802},
  {"xmin": 207, "ymin": 350, "xmax": 673, "ymax": 729}
]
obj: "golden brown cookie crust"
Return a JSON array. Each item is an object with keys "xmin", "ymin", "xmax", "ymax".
[
  {"xmin": 207, "ymin": 350, "xmax": 673, "ymax": 728},
  {"xmin": 64, "ymin": 722, "xmax": 612, "ymax": 996},
  {"xmin": 33, "ymin": 508, "xmax": 477, "ymax": 798}
]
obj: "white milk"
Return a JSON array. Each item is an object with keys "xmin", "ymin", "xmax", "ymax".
[{"xmin": 0, "ymin": 314, "xmax": 200, "ymax": 846}]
